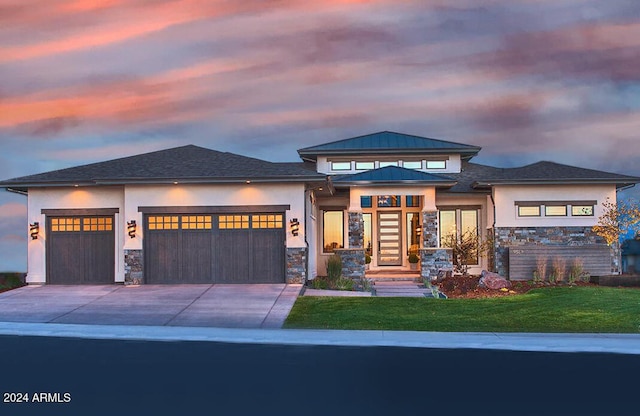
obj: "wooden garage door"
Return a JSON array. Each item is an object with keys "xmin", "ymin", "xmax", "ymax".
[
  {"xmin": 47, "ymin": 216, "xmax": 115, "ymax": 284},
  {"xmin": 144, "ymin": 213, "xmax": 285, "ymax": 284}
]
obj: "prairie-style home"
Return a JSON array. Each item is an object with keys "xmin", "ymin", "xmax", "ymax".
[{"xmin": 2, "ymin": 131, "xmax": 638, "ymax": 285}]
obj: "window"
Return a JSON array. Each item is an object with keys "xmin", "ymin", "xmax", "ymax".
[
  {"xmin": 363, "ymin": 213, "xmax": 372, "ymax": 255},
  {"xmin": 403, "ymin": 161, "xmax": 422, "ymax": 169},
  {"xmin": 219, "ymin": 215, "xmax": 249, "ymax": 229},
  {"xmin": 378, "ymin": 161, "xmax": 398, "ymax": 168},
  {"xmin": 331, "ymin": 161, "xmax": 351, "ymax": 171},
  {"xmin": 323, "ymin": 210, "xmax": 344, "ymax": 253},
  {"xmin": 83, "ymin": 217, "xmax": 113, "ymax": 231},
  {"xmin": 439, "ymin": 209, "xmax": 479, "ymax": 265},
  {"xmin": 148, "ymin": 216, "xmax": 179, "ymax": 230},
  {"xmin": 181, "ymin": 215, "xmax": 212, "ymax": 229},
  {"xmin": 252, "ymin": 214, "xmax": 283, "ymax": 229},
  {"xmin": 406, "ymin": 195, "xmax": 420, "ymax": 207},
  {"xmin": 426, "ymin": 160, "xmax": 446, "ymax": 169},
  {"xmin": 51, "ymin": 217, "xmax": 81, "ymax": 232},
  {"xmin": 355, "ymin": 161, "xmax": 374, "ymax": 170},
  {"xmin": 572, "ymin": 205, "xmax": 594, "ymax": 216},
  {"xmin": 545, "ymin": 206, "xmax": 567, "ymax": 216},
  {"xmin": 377, "ymin": 195, "xmax": 401, "ymax": 207},
  {"xmin": 360, "ymin": 196, "xmax": 372, "ymax": 208},
  {"xmin": 518, "ymin": 206, "xmax": 541, "ymax": 217},
  {"xmin": 406, "ymin": 212, "xmax": 421, "ymax": 254}
]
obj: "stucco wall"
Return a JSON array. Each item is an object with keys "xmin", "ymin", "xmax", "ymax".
[{"xmin": 493, "ymin": 184, "xmax": 616, "ymax": 228}]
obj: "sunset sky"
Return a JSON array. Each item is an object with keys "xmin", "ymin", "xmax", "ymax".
[{"xmin": 2, "ymin": 0, "xmax": 640, "ymax": 271}]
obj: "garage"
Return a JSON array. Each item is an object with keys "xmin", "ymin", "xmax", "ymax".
[
  {"xmin": 46, "ymin": 214, "xmax": 116, "ymax": 284},
  {"xmin": 143, "ymin": 208, "xmax": 286, "ymax": 284}
]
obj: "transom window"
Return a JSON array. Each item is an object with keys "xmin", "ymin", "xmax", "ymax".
[
  {"xmin": 406, "ymin": 195, "xmax": 420, "ymax": 207},
  {"xmin": 331, "ymin": 161, "xmax": 351, "ymax": 171},
  {"xmin": 571, "ymin": 205, "xmax": 594, "ymax": 216},
  {"xmin": 426, "ymin": 160, "xmax": 446, "ymax": 169},
  {"xmin": 252, "ymin": 214, "xmax": 283, "ymax": 229},
  {"xmin": 518, "ymin": 206, "xmax": 541, "ymax": 217},
  {"xmin": 219, "ymin": 215, "xmax": 249, "ymax": 229},
  {"xmin": 355, "ymin": 161, "xmax": 375, "ymax": 170},
  {"xmin": 148, "ymin": 216, "xmax": 179, "ymax": 230},
  {"xmin": 51, "ymin": 217, "xmax": 81, "ymax": 232},
  {"xmin": 379, "ymin": 161, "xmax": 399, "ymax": 168},
  {"xmin": 545, "ymin": 206, "xmax": 567, "ymax": 216},
  {"xmin": 377, "ymin": 195, "xmax": 401, "ymax": 207},
  {"xmin": 83, "ymin": 217, "xmax": 113, "ymax": 231},
  {"xmin": 182, "ymin": 215, "xmax": 212, "ymax": 229},
  {"xmin": 402, "ymin": 161, "xmax": 422, "ymax": 169}
]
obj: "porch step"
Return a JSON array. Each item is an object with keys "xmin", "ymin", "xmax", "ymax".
[
  {"xmin": 367, "ymin": 276, "xmax": 422, "ymax": 283},
  {"xmin": 372, "ymin": 280, "xmax": 434, "ymax": 298}
]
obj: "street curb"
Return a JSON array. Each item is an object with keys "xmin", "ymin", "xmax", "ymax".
[{"xmin": 0, "ymin": 322, "xmax": 639, "ymax": 355}]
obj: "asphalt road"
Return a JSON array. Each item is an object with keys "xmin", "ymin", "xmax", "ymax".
[{"xmin": 1, "ymin": 335, "xmax": 638, "ymax": 416}]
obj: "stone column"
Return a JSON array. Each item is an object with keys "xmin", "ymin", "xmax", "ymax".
[
  {"xmin": 422, "ymin": 211, "xmax": 438, "ymax": 248},
  {"xmin": 286, "ymin": 247, "xmax": 307, "ymax": 284},
  {"xmin": 420, "ymin": 248, "xmax": 453, "ymax": 281},
  {"xmin": 124, "ymin": 249, "xmax": 144, "ymax": 285},
  {"xmin": 348, "ymin": 211, "xmax": 364, "ymax": 248}
]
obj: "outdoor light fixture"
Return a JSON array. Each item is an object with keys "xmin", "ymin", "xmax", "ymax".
[
  {"xmin": 29, "ymin": 222, "xmax": 39, "ymax": 240},
  {"xmin": 290, "ymin": 218, "xmax": 300, "ymax": 236},
  {"xmin": 127, "ymin": 220, "xmax": 137, "ymax": 238},
  {"xmin": 415, "ymin": 224, "xmax": 422, "ymax": 237}
]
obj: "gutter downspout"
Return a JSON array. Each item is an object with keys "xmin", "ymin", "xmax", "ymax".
[
  {"xmin": 490, "ymin": 192, "xmax": 497, "ymax": 272},
  {"xmin": 304, "ymin": 189, "xmax": 309, "ymax": 284}
]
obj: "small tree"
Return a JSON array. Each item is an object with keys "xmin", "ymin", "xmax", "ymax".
[
  {"xmin": 592, "ymin": 198, "xmax": 640, "ymax": 246},
  {"xmin": 441, "ymin": 229, "xmax": 487, "ymax": 275}
]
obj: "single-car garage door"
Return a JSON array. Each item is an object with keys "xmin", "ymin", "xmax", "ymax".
[
  {"xmin": 47, "ymin": 216, "xmax": 115, "ymax": 284},
  {"xmin": 144, "ymin": 212, "xmax": 285, "ymax": 284}
]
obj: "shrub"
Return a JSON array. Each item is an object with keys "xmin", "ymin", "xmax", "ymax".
[
  {"xmin": 408, "ymin": 253, "xmax": 419, "ymax": 264},
  {"xmin": 550, "ymin": 257, "xmax": 566, "ymax": 283},
  {"xmin": 365, "ymin": 254, "xmax": 371, "ymax": 264},
  {"xmin": 534, "ymin": 256, "xmax": 547, "ymax": 282},
  {"xmin": 568, "ymin": 258, "xmax": 584, "ymax": 284},
  {"xmin": 335, "ymin": 277, "xmax": 354, "ymax": 291},
  {"xmin": 327, "ymin": 254, "xmax": 342, "ymax": 282},
  {"xmin": 311, "ymin": 277, "xmax": 329, "ymax": 290}
]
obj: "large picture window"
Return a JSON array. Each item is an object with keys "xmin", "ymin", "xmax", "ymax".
[
  {"xmin": 439, "ymin": 209, "xmax": 479, "ymax": 265},
  {"xmin": 323, "ymin": 210, "xmax": 344, "ymax": 253}
]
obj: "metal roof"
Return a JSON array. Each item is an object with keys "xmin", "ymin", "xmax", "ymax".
[
  {"xmin": 332, "ymin": 166, "xmax": 456, "ymax": 186},
  {"xmin": 298, "ymin": 131, "xmax": 481, "ymax": 160}
]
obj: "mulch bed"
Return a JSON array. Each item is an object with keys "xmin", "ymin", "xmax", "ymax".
[{"xmin": 435, "ymin": 274, "xmax": 596, "ymax": 299}]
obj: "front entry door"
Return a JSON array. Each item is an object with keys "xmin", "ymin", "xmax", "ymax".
[{"xmin": 377, "ymin": 212, "xmax": 402, "ymax": 266}]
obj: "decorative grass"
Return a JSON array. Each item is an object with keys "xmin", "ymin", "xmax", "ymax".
[{"xmin": 284, "ymin": 287, "xmax": 640, "ymax": 333}]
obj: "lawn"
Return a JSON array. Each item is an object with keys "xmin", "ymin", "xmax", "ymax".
[{"xmin": 284, "ymin": 286, "xmax": 640, "ymax": 333}]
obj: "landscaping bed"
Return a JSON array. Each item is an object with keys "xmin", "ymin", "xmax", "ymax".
[
  {"xmin": 435, "ymin": 274, "xmax": 597, "ymax": 299},
  {"xmin": 0, "ymin": 273, "xmax": 26, "ymax": 293}
]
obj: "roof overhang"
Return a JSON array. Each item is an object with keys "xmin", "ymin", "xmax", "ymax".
[
  {"xmin": 332, "ymin": 179, "xmax": 457, "ymax": 187},
  {"xmin": 298, "ymin": 148, "xmax": 481, "ymax": 162},
  {"xmin": 473, "ymin": 179, "xmax": 640, "ymax": 189}
]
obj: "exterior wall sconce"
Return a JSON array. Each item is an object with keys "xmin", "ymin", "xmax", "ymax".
[
  {"xmin": 29, "ymin": 222, "xmax": 39, "ymax": 240},
  {"xmin": 290, "ymin": 218, "xmax": 299, "ymax": 236},
  {"xmin": 127, "ymin": 220, "xmax": 137, "ymax": 238}
]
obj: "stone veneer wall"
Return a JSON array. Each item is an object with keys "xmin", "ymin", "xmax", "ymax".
[
  {"xmin": 334, "ymin": 248, "xmax": 365, "ymax": 279},
  {"xmin": 422, "ymin": 211, "xmax": 438, "ymax": 248},
  {"xmin": 420, "ymin": 248, "xmax": 453, "ymax": 281},
  {"xmin": 286, "ymin": 247, "xmax": 307, "ymax": 284},
  {"xmin": 124, "ymin": 249, "xmax": 144, "ymax": 285},
  {"xmin": 494, "ymin": 226, "xmax": 618, "ymax": 278},
  {"xmin": 348, "ymin": 212, "xmax": 364, "ymax": 248}
]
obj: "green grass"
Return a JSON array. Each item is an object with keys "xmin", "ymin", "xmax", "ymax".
[{"xmin": 284, "ymin": 287, "xmax": 640, "ymax": 333}]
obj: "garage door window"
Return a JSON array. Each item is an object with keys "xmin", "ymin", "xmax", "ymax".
[
  {"xmin": 252, "ymin": 214, "xmax": 283, "ymax": 229},
  {"xmin": 181, "ymin": 215, "xmax": 212, "ymax": 229},
  {"xmin": 219, "ymin": 215, "xmax": 249, "ymax": 229},
  {"xmin": 83, "ymin": 217, "xmax": 113, "ymax": 231},
  {"xmin": 148, "ymin": 216, "xmax": 179, "ymax": 230},
  {"xmin": 50, "ymin": 217, "xmax": 81, "ymax": 232}
]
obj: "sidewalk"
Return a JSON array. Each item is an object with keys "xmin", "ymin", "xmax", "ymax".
[{"xmin": 0, "ymin": 321, "xmax": 638, "ymax": 355}]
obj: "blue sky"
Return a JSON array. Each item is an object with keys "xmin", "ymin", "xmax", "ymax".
[{"xmin": 1, "ymin": 0, "xmax": 640, "ymax": 271}]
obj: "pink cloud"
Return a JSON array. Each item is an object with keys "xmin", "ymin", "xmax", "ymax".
[{"xmin": 0, "ymin": 203, "xmax": 27, "ymax": 219}]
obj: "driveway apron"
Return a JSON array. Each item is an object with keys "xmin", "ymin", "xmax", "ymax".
[{"xmin": 0, "ymin": 284, "xmax": 301, "ymax": 328}]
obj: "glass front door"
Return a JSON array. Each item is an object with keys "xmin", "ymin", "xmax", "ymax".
[{"xmin": 377, "ymin": 212, "xmax": 402, "ymax": 266}]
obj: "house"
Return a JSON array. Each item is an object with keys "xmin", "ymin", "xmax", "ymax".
[
  {"xmin": 621, "ymin": 238, "xmax": 640, "ymax": 274},
  {"xmin": 2, "ymin": 131, "xmax": 639, "ymax": 285}
]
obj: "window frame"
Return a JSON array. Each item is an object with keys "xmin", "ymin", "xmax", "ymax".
[
  {"xmin": 330, "ymin": 161, "xmax": 351, "ymax": 171},
  {"xmin": 426, "ymin": 160, "xmax": 446, "ymax": 169},
  {"xmin": 571, "ymin": 205, "xmax": 594, "ymax": 217},
  {"xmin": 517, "ymin": 205, "xmax": 541, "ymax": 217},
  {"xmin": 322, "ymin": 210, "xmax": 344, "ymax": 253},
  {"xmin": 544, "ymin": 205, "xmax": 567, "ymax": 217}
]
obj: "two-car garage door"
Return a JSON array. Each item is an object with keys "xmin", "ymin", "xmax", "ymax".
[{"xmin": 144, "ymin": 212, "xmax": 286, "ymax": 284}]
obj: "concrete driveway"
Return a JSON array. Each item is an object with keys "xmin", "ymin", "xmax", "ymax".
[{"xmin": 0, "ymin": 284, "xmax": 301, "ymax": 328}]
